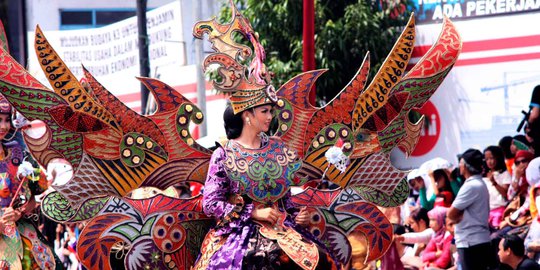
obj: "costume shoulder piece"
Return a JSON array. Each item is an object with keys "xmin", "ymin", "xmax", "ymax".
[{"xmin": 223, "ymin": 136, "xmax": 301, "ymax": 204}]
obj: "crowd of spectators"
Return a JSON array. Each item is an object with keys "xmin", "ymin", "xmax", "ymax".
[{"xmin": 369, "ymin": 86, "xmax": 540, "ymax": 270}]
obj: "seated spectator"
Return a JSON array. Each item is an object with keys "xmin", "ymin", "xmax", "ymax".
[
  {"xmin": 500, "ymin": 150, "xmax": 536, "ymax": 230},
  {"xmin": 483, "ymin": 145, "xmax": 512, "ymax": 229},
  {"xmin": 525, "ymin": 183, "xmax": 540, "ymax": 263},
  {"xmin": 395, "ymin": 208, "xmax": 432, "ymax": 269},
  {"xmin": 499, "ymin": 234, "xmax": 540, "ymax": 270},
  {"xmin": 446, "ymin": 217, "xmax": 459, "ymax": 270},
  {"xmin": 422, "ymin": 206, "xmax": 453, "ymax": 270}
]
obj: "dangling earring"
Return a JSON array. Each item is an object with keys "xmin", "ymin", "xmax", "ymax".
[{"xmin": 246, "ymin": 118, "xmax": 251, "ymax": 126}]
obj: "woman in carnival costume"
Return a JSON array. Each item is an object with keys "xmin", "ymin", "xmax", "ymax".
[
  {"xmin": 192, "ymin": 7, "xmax": 337, "ymax": 270},
  {"xmin": 0, "ymin": 96, "xmax": 60, "ymax": 270}
]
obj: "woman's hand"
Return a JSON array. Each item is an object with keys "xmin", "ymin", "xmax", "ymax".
[
  {"xmin": 251, "ymin": 207, "xmax": 281, "ymax": 224},
  {"xmin": 2, "ymin": 207, "xmax": 22, "ymax": 223},
  {"xmin": 394, "ymin": 235, "xmax": 405, "ymax": 243},
  {"xmin": 295, "ymin": 206, "xmax": 310, "ymax": 227}
]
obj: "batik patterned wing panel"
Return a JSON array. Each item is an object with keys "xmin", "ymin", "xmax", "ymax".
[
  {"xmin": 141, "ymin": 77, "xmax": 211, "ymax": 156},
  {"xmin": 77, "ymin": 195, "xmax": 212, "ymax": 270},
  {"xmin": 34, "ymin": 26, "xmax": 119, "ymax": 132},
  {"xmin": 141, "ymin": 77, "xmax": 212, "ymax": 188},
  {"xmin": 304, "ymin": 55, "xmax": 370, "ymax": 153},
  {"xmin": 0, "ymin": 44, "xmax": 83, "ymax": 168},
  {"xmin": 351, "ymin": 16, "xmax": 415, "ymax": 132},
  {"xmin": 274, "ymin": 70, "xmax": 322, "ymax": 157},
  {"xmin": 291, "ymin": 188, "xmax": 393, "ymax": 265},
  {"xmin": 352, "ymin": 178, "xmax": 410, "ymax": 207},
  {"xmin": 41, "ymin": 191, "xmax": 109, "ymax": 223},
  {"xmin": 379, "ymin": 17, "xmax": 462, "ymax": 154},
  {"xmin": 345, "ymin": 152, "xmax": 408, "ymax": 196},
  {"xmin": 83, "ymin": 69, "xmax": 167, "ymax": 151}
]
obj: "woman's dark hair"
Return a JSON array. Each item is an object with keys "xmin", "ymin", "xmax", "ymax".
[
  {"xmin": 409, "ymin": 207, "xmax": 429, "ymax": 228},
  {"xmin": 223, "ymin": 104, "xmax": 244, "ymax": 140},
  {"xmin": 513, "ymin": 134, "xmax": 530, "ymax": 147},
  {"xmin": 498, "ymin": 136, "xmax": 514, "ymax": 159},
  {"xmin": 433, "ymin": 169, "xmax": 452, "ymax": 193},
  {"xmin": 484, "ymin": 145, "xmax": 507, "ymax": 173}
]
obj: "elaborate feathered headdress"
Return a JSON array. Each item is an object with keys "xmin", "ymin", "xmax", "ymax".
[{"xmin": 193, "ymin": 0, "xmax": 277, "ymax": 114}]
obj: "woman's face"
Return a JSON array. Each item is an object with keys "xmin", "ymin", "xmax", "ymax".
[
  {"xmin": 484, "ymin": 150, "xmax": 496, "ymax": 170},
  {"xmin": 429, "ymin": 217, "xmax": 441, "ymax": 231},
  {"xmin": 245, "ymin": 105, "xmax": 273, "ymax": 133},
  {"xmin": 408, "ymin": 217, "xmax": 420, "ymax": 232},
  {"xmin": 0, "ymin": 114, "xmax": 11, "ymax": 140},
  {"xmin": 435, "ymin": 173, "xmax": 446, "ymax": 189},
  {"xmin": 409, "ymin": 177, "xmax": 424, "ymax": 191}
]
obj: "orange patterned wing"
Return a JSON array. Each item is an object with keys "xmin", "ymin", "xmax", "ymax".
[
  {"xmin": 351, "ymin": 16, "xmax": 415, "ymax": 131},
  {"xmin": 378, "ymin": 17, "xmax": 462, "ymax": 154},
  {"xmin": 34, "ymin": 25, "xmax": 119, "ymax": 132}
]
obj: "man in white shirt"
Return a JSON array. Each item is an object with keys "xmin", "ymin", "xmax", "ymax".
[{"xmin": 448, "ymin": 149, "xmax": 496, "ymax": 270}]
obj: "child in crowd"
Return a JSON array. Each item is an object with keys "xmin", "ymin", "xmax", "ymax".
[{"xmin": 483, "ymin": 145, "xmax": 512, "ymax": 229}]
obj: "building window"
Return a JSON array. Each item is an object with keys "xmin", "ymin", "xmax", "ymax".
[{"xmin": 60, "ymin": 9, "xmax": 138, "ymax": 30}]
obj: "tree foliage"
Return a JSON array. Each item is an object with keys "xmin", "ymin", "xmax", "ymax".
[{"xmin": 219, "ymin": 0, "xmax": 413, "ymax": 105}]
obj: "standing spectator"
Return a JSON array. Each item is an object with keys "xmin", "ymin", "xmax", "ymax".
[
  {"xmin": 448, "ymin": 149, "xmax": 496, "ymax": 270},
  {"xmin": 483, "ymin": 146, "xmax": 512, "ymax": 229},
  {"xmin": 499, "ymin": 234, "xmax": 540, "ymax": 270},
  {"xmin": 500, "ymin": 136, "xmax": 516, "ymax": 175},
  {"xmin": 408, "ymin": 169, "xmax": 436, "ymax": 211},
  {"xmin": 527, "ymin": 85, "xmax": 540, "ymax": 157}
]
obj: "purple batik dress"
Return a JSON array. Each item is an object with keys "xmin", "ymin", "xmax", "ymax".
[{"xmin": 193, "ymin": 138, "xmax": 336, "ymax": 270}]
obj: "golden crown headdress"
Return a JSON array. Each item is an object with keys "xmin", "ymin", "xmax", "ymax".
[{"xmin": 193, "ymin": 0, "xmax": 277, "ymax": 114}]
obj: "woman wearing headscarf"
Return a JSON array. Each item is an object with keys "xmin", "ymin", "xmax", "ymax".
[{"xmin": 422, "ymin": 206, "xmax": 453, "ymax": 270}]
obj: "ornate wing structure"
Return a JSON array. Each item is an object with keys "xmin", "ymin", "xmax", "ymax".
[
  {"xmin": 77, "ymin": 194, "xmax": 212, "ymax": 270},
  {"xmin": 0, "ymin": 26, "xmax": 212, "ymax": 222},
  {"xmin": 0, "ymin": 1, "xmax": 460, "ymax": 268},
  {"xmin": 272, "ymin": 15, "xmax": 461, "ymax": 266}
]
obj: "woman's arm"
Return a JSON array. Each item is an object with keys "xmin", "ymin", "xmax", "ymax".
[
  {"xmin": 400, "ymin": 228, "xmax": 433, "ymax": 244},
  {"xmin": 419, "ymin": 187, "xmax": 435, "ymax": 210},
  {"xmin": 202, "ymin": 148, "xmax": 253, "ymax": 224}
]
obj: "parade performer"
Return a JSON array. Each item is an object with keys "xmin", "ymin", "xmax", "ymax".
[
  {"xmin": 194, "ymin": 100, "xmax": 336, "ymax": 268},
  {"xmin": 0, "ymin": 1, "xmax": 461, "ymax": 269},
  {"xmin": 0, "ymin": 96, "xmax": 59, "ymax": 270}
]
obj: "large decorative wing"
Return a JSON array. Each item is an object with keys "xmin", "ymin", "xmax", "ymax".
[
  {"xmin": 274, "ymin": 17, "xmax": 416, "ymax": 193},
  {"xmin": 77, "ymin": 194, "xmax": 212, "ymax": 270},
  {"xmin": 275, "ymin": 15, "xmax": 461, "ymax": 201},
  {"xmin": 378, "ymin": 16, "xmax": 461, "ymax": 155},
  {"xmin": 0, "ymin": 26, "xmax": 213, "ymax": 222},
  {"xmin": 291, "ymin": 188, "xmax": 394, "ymax": 265}
]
